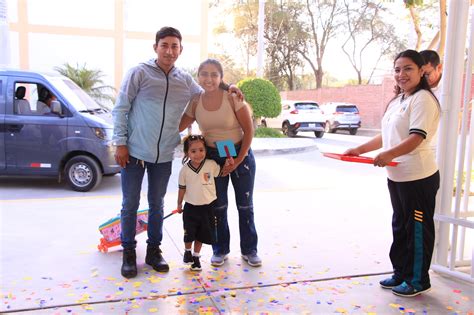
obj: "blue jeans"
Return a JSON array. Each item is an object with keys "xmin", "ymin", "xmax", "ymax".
[
  {"xmin": 120, "ymin": 156, "xmax": 172, "ymax": 250},
  {"xmin": 207, "ymin": 146, "xmax": 258, "ymax": 256}
]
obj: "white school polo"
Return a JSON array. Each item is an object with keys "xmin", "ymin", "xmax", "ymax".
[
  {"xmin": 381, "ymin": 89, "xmax": 440, "ymax": 182},
  {"xmin": 178, "ymin": 159, "xmax": 221, "ymax": 205}
]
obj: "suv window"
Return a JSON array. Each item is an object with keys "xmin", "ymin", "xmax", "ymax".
[
  {"xmin": 336, "ymin": 105, "xmax": 358, "ymax": 113},
  {"xmin": 295, "ymin": 103, "xmax": 319, "ymax": 110}
]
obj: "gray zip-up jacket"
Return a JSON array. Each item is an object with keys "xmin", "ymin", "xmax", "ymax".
[{"xmin": 112, "ymin": 59, "xmax": 201, "ymax": 163}]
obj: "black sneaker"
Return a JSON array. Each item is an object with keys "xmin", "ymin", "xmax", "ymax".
[
  {"xmin": 183, "ymin": 250, "xmax": 193, "ymax": 265},
  {"xmin": 379, "ymin": 276, "xmax": 403, "ymax": 289},
  {"xmin": 392, "ymin": 281, "xmax": 431, "ymax": 297},
  {"xmin": 190, "ymin": 256, "xmax": 202, "ymax": 271}
]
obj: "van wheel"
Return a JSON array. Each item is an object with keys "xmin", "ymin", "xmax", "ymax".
[
  {"xmin": 65, "ymin": 155, "xmax": 102, "ymax": 192},
  {"xmin": 349, "ymin": 128, "xmax": 358, "ymax": 135}
]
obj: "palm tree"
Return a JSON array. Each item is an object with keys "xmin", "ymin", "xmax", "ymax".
[{"xmin": 54, "ymin": 63, "xmax": 115, "ymax": 110}]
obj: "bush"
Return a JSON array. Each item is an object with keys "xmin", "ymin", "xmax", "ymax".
[
  {"xmin": 237, "ymin": 78, "xmax": 281, "ymax": 119},
  {"xmin": 254, "ymin": 127, "xmax": 285, "ymax": 138}
]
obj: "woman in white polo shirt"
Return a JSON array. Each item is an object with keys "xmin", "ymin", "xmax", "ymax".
[{"xmin": 345, "ymin": 49, "xmax": 440, "ymax": 298}]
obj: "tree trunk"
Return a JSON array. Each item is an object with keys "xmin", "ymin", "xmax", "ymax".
[
  {"xmin": 438, "ymin": 0, "xmax": 447, "ymax": 59},
  {"xmin": 316, "ymin": 68, "xmax": 323, "ymax": 89},
  {"xmin": 409, "ymin": 6, "xmax": 422, "ymax": 50}
]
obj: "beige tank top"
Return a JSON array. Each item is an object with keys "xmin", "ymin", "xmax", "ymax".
[{"xmin": 194, "ymin": 94, "xmax": 244, "ymax": 147}]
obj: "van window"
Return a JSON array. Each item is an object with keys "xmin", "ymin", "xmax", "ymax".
[{"xmin": 13, "ymin": 82, "xmax": 57, "ymax": 116}]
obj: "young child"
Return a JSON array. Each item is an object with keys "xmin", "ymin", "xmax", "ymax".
[{"xmin": 177, "ymin": 135, "xmax": 223, "ymax": 271}]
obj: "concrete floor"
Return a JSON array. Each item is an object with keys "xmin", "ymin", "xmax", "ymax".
[
  {"xmin": 1, "ymin": 190, "xmax": 473, "ymax": 314},
  {"xmin": 1, "ymin": 145, "xmax": 473, "ymax": 314}
]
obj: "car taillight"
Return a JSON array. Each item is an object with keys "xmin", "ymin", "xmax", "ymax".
[
  {"xmin": 290, "ymin": 109, "xmax": 298, "ymax": 114},
  {"xmin": 335, "ymin": 112, "xmax": 344, "ymax": 115}
]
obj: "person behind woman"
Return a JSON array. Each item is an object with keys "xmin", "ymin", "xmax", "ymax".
[
  {"xmin": 179, "ymin": 58, "xmax": 261, "ymax": 267},
  {"xmin": 344, "ymin": 49, "xmax": 440, "ymax": 297}
]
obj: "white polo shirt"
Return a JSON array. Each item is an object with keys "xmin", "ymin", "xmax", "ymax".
[
  {"xmin": 382, "ymin": 89, "xmax": 440, "ymax": 182},
  {"xmin": 178, "ymin": 159, "xmax": 221, "ymax": 205}
]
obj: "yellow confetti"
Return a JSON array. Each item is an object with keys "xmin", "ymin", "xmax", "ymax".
[
  {"xmin": 336, "ymin": 308, "xmax": 347, "ymax": 313},
  {"xmin": 133, "ymin": 281, "xmax": 143, "ymax": 288},
  {"xmin": 82, "ymin": 304, "xmax": 93, "ymax": 310},
  {"xmin": 23, "ymin": 277, "xmax": 32, "ymax": 281},
  {"xmin": 447, "ymin": 306, "xmax": 454, "ymax": 310},
  {"xmin": 132, "ymin": 291, "xmax": 140, "ymax": 297},
  {"xmin": 106, "ymin": 277, "xmax": 116, "ymax": 281},
  {"xmin": 148, "ymin": 308, "xmax": 158, "ymax": 313}
]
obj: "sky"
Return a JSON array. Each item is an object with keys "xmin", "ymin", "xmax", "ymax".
[{"xmin": 2, "ymin": 0, "xmax": 440, "ymax": 87}]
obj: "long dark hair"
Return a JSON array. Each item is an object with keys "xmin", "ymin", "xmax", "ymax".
[
  {"xmin": 387, "ymin": 49, "xmax": 440, "ymax": 110},
  {"xmin": 197, "ymin": 58, "xmax": 229, "ymax": 91}
]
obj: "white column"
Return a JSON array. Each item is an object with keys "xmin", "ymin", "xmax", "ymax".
[
  {"xmin": 435, "ymin": 0, "xmax": 470, "ymax": 266},
  {"xmin": 256, "ymin": 0, "xmax": 265, "ymax": 78},
  {"xmin": 0, "ymin": 0, "xmax": 11, "ymax": 67}
]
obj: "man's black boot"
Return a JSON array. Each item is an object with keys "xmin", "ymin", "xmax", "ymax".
[
  {"xmin": 121, "ymin": 248, "xmax": 137, "ymax": 278},
  {"xmin": 145, "ymin": 245, "xmax": 169, "ymax": 272}
]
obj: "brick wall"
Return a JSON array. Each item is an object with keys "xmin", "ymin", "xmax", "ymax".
[{"xmin": 281, "ymin": 75, "xmax": 474, "ymax": 129}]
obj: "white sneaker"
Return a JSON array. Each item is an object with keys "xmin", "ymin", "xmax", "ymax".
[
  {"xmin": 242, "ymin": 254, "xmax": 262, "ymax": 267},
  {"xmin": 210, "ymin": 254, "xmax": 228, "ymax": 266}
]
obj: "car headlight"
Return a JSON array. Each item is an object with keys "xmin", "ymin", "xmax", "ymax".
[{"xmin": 92, "ymin": 127, "xmax": 113, "ymax": 140}]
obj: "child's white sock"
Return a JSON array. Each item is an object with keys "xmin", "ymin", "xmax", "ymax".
[
  {"xmin": 185, "ymin": 248, "xmax": 191, "ymax": 252},
  {"xmin": 193, "ymin": 252, "xmax": 200, "ymax": 257}
]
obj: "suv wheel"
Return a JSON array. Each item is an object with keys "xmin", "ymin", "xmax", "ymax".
[
  {"xmin": 349, "ymin": 128, "xmax": 358, "ymax": 135},
  {"xmin": 65, "ymin": 155, "xmax": 102, "ymax": 192},
  {"xmin": 324, "ymin": 121, "xmax": 333, "ymax": 133},
  {"xmin": 314, "ymin": 131, "xmax": 324, "ymax": 138},
  {"xmin": 282, "ymin": 122, "xmax": 296, "ymax": 137}
]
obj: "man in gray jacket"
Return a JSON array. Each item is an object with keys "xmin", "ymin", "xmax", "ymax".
[{"xmin": 112, "ymin": 27, "xmax": 202, "ymax": 278}]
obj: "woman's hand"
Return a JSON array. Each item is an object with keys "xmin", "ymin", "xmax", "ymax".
[
  {"xmin": 343, "ymin": 147, "xmax": 361, "ymax": 156},
  {"xmin": 373, "ymin": 151, "xmax": 395, "ymax": 167},
  {"xmin": 221, "ymin": 156, "xmax": 241, "ymax": 176}
]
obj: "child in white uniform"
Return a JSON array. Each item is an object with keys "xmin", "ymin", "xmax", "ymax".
[{"xmin": 177, "ymin": 135, "xmax": 222, "ymax": 271}]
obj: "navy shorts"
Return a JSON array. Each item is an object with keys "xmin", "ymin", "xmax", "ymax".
[{"xmin": 183, "ymin": 201, "xmax": 216, "ymax": 245}]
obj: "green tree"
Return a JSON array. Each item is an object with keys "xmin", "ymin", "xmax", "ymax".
[
  {"xmin": 54, "ymin": 63, "xmax": 115, "ymax": 110},
  {"xmin": 237, "ymin": 78, "xmax": 281, "ymax": 128},
  {"xmin": 264, "ymin": 1, "xmax": 307, "ymax": 90},
  {"xmin": 298, "ymin": 0, "xmax": 345, "ymax": 89},
  {"xmin": 341, "ymin": 0, "xmax": 406, "ymax": 84}
]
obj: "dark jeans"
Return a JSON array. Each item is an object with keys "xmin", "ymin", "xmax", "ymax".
[
  {"xmin": 120, "ymin": 156, "xmax": 172, "ymax": 250},
  {"xmin": 387, "ymin": 171, "xmax": 440, "ymax": 290},
  {"xmin": 207, "ymin": 146, "xmax": 258, "ymax": 256}
]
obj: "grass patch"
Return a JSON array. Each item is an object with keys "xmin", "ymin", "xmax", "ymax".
[{"xmin": 254, "ymin": 127, "xmax": 285, "ymax": 138}]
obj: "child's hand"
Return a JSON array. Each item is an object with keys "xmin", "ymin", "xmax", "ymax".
[{"xmin": 177, "ymin": 205, "xmax": 183, "ymax": 213}]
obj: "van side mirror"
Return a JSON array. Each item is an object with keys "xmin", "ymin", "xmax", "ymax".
[{"xmin": 50, "ymin": 100, "xmax": 63, "ymax": 116}]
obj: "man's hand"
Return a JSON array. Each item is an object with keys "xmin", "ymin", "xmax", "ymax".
[
  {"xmin": 115, "ymin": 145, "xmax": 129, "ymax": 168},
  {"xmin": 228, "ymin": 84, "xmax": 244, "ymax": 101}
]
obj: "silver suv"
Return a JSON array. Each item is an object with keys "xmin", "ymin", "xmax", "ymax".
[
  {"xmin": 262, "ymin": 100, "xmax": 326, "ymax": 138},
  {"xmin": 320, "ymin": 103, "xmax": 361, "ymax": 135}
]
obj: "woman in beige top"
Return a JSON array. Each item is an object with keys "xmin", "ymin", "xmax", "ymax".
[{"xmin": 179, "ymin": 59, "xmax": 261, "ymax": 267}]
